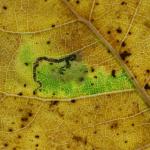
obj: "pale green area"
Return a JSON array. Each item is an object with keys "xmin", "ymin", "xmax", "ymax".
[
  {"xmin": 36, "ymin": 60, "xmax": 133, "ymax": 98},
  {"xmin": 17, "ymin": 42, "xmax": 133, "ymax": 98}
]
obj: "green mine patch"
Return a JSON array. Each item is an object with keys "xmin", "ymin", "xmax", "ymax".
[{"xmin": 33, "ymin": 54, "xmax": 133, "ymax": 98}]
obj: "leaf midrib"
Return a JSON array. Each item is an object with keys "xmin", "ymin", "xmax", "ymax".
[{"xmin": 61, "ymin": 0, "xmax": 150, "ymax": 106}]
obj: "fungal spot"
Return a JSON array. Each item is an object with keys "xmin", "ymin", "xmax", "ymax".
[
  {"xmin": 33, "ymin": 90, "xmax": 36, "ymax": 95},
  {"xmin": 8, "ymin": 128, "xmax": 13, "ymax": 132},
  {"xmin": 131, "ymin": 123, "xmax": 135, "ymax": 127},
  {"xmin": 21, "ymin": 117, "xmax": 28, "ymax": 122},
  {"xmin": 116, "ymin": 27, "xmax": 122, "ymax": 33},
  {"xmin": 35, "ymin": 135, "xmax": 40, "ymax": 139},
  {"xmin": 121, "ymin": 41, "xmax": 126, "ymax": 47},
  {"xmin": 71, "ymin": 99, "xmax": 76, "ymax": 103},
  {"xmin": 107, "ymin": 31, "xmax": 111, "ymax": 34},
  {"xmin": 146, "ymin": 69, "xmax": 150, "ymax": 73},
  {"xmin": 35, "ymin": 144, "xmax": 39, "ymax": 147},
  {"xmin": 91, "ymin": 67, "xmax": 95, "ymax": 72},
  {"xmin": 111, "ymin": 70, "xmax": 116, "ymax": 77},
  {"xmin": 144, "ymin": 83, "xmax": 150, "ymax": 90},
  {"xmin": 3, "ymin": 6, "xmax": 7, "ymax": 10},
  {"xmin": 95, "ymin": 2, "xmax": 99, "ymax": 5},
  {"xmin": 128, "ymin": 31, "xmax": 132, "ymax": 35},
  {"xmin": 107, "ymin": 49, "xmax": 111, "ymax": 53},
  {"xmin": 18, "ymin": 92, "xmax": 23, "ymax": 96},
  {"xmin": 91, "ymin": 83, "xmax": 94, "ymax": 86},
  {"xmin": 94, "ymin": 75, "xmax": 97, "ymax": 79},
  {"xmin": 28, "ymin": 112, "xmax": 33, "ymax": 117},
  {"xmin": 79, "ymin": 77, "xmax": 84, "ymax": 82},
  {"xmin": 120, "ymin": 51, "xmax": 131, "ymax": 60},
  {"xmin": 24, "ymin": 84, "xmax": 27, "ymax": 87},
  {"xmin": 121, "ymin": 1, "xmax": 127, "ymax": 5},
  {"xmin": 24, "ymin": 62, "xmax": 29, "ymax": 66},
  {"xmin": 18, "ymin": 135, "xmax": 22, "ymax": 139},
  {"xmin": 72, "ymin": 135, "xmax": 82, "ymax": 142},
  {"xmin": 110, "ymin": 122, "xmax": 118, "ymax": 129},
  {"xmin": 4, "ymin": 143, "xmax": 8, "ymax": 147},
  {"xmin": 52, "ymin": 92, "xmax": 55, "ymax": 96},
  {"xmin": 49, "ymin": 101, "xmax": 59, "ymax": 107},
  {"xmin": 76, "ymin": 0, "xmax": 80, "ymax": 4},
  {"xmin": 124, "ymin": 140, "xmax": 128, "ymax": 143},
  {"xmin": 51, "ymin": 24, "xmax": 55, "ymax": 28},
  {"xmin": 116, "ymin": 40, "xmax": 120, "ymax": 43},
  {"xmin": 47, "ymin": 41, "xmax": 50, "ymax": 45}
]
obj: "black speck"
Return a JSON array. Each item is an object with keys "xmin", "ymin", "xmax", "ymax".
[
  {"xmin": 128, "ymin": 31, "xmax": 132, "ymax": 35},
  {"xmin": 4, "ymin": 143, "xmax": 8, "ymax": 147},
  {"xmin": 124, "ymin": 140, "xmax": 128, "ymax": 143},
  {"xmin": 71, "ymin": 99, "xmax": 76, "ymax": 103},
  {"xmin": 121, "ymin": 41, "xmax": 126, "ymax": 47},
  {"xmin": 24, "ymin": 84, "xmax": 27, "ymax": 87},
  {"xmin": 3, "ymin": 6, "xmax": 7, "ymax": 10},
  {"xmin": 107, "ymin": 31, "xmax": 111, "ymax": 34},
  {"xmin": 8, "ymin": 128, "xmax": 13, "ymax": 132},
  {"xmin": 91, "ymin": 67, "xmax": 95, "ymax": 72},
  {"xmin": 146, "ymin": 69, "xmax": 150, "ymax": 73},
  {"xmin": 79, "ymin": 77, "xmax": 84, "ymax": 82},
  {"xmin": 144, "ymin": 83, "xmax": 150, "ymax": 90},
  {"xmin": 49, "ymin": 101, "xmax": 59, "ymax": 107},
  {"xmin": 120, "ymin": 51, "xmax": 131, "ymax": 60},
  {"xmin": 18, "ymin": 92, "xmax": 23, "ymax": 96},
  {"xmin": 116, "ymin": 27, "xmax": 122, "ymax": 33},
  {"xmin": 121, "ymin": 1, "xmax": 127, "ymax": 5},
  {"xmin": 47, "ymin": 41, "xmax": 50, "ymax": 44},
  {"xmin": 35, "ymin": 135, "xmax": 40, "ymax": 139},
  {"xmin": 111, "ymin": 70, "xmax": 116, "ymax": 77},
  {"xmin": 21, "ymin": 117, "xmax": 28, "ymax": 122},
  {"xmin": 33, "ymin": 90, "xmax": 36, "ymax": 95},
  {"xmin": 131, "ymin": 123, "xmax": 135, "ymax": 126},
  {"xmin": 28, "ymin": 112, "xmax": 33, "ymax": 117},
  {"xmin": 94, "ymin": 75, "xmax": 97, "ymax": 79},
  {"xmin": 24, "ymin": 62, "xmax": 29, "ymax": 66},
  {"xmin": 51, "ymin": 24, "xmax": 55, "ymax": 28},
  {"xmin": 76, "ymin": 0, "xmax": 80, "ymax": 4}
]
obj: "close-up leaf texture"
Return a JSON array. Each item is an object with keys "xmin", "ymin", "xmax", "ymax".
[{"xmin": 0, "ymin": 0, "xmax": 150, "ymax": 149}]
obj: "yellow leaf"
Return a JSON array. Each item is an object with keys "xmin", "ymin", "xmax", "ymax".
[{"xmin": 0, "ymin": 0, "xmax": 150, "ymax": 149}]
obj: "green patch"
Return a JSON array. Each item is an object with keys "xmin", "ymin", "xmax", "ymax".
[{"xmin": 35, "ymin": 57, "xmax": 133, "ymax": 98}]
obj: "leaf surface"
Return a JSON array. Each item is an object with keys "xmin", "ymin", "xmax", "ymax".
[{"xmin": 0, "ymin": 0, "xmax": 150, "ymax": 149}]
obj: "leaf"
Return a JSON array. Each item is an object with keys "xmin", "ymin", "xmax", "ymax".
[{"xmin": 0, "ymin": 0, "xmax": 150, "ymax": 149}]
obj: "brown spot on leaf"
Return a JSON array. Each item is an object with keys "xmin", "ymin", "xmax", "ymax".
[
  {"xmin": 144, "ymin": 21, "xmax": 150, "ymax": 28},
  {"xmin": 3, "ymin": 6, "xmax": 7, "ymax": 10},
  {"xmin": 144, "ymin": 83, "xmax": 150, "ymax": 90},
  {"xmin": 116, "ymin": 27, "xmax": 122, "ymax": 33},
  {"xmin": 111, "ymin": 69, "xmax": 116, "ymax": 77},
  {"xmin": 120, "ymin": 51, "xmax": 131, "ymax": 60},
  {"xmin": 71, "ymin": 99, "xmax": 76, "ymax": 103},
  {"xmin": 121, "ymin": 41, "xmax": 126, "ymax": 47},
  {"xmin": 18, "ymin": 92, "xmax": 23, "ymax": 96},
  {"xmin": 49, "ymin": 101, "xmax": 59, "ymax": 107},
  {"xmin": 110, "ymin": 122, "xmax": 118, "ymax": 129},
  {"xmin": 121, "ymin": 1, "xmax": 127, "ymax": 5}
]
